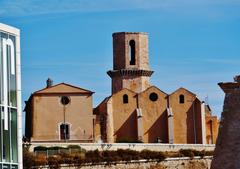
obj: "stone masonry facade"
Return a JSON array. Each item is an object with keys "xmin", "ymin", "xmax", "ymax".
[{"xmin": 211, "ymin": 75, "xmax": 240, "ymax": 169}]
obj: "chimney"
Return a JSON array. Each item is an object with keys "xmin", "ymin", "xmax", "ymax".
[{"xmin": 46, "ymin": 78, "xmax": 53, "ymax": 88}]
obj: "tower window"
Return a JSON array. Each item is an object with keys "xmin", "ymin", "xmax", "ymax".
[
  {"xmin": 60, "ymin": 123, "xmax": 70, "ymax": 140},
  {"xmin": 123, "ymin": 94, "xmax": 128, "ymax": 104},
  {"xmin": 129, "ymin": 40, "xmax": 136, "ymax": 65},
  {"xmin": 179, "ymin": 94, "xmax": 185, "ymax": 104}
]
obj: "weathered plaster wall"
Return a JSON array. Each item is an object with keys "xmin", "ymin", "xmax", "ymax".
[
  {"xmin": 138, "ymin": 86, "xmax": 168, "ymax": 143},
  {"xmin": 31, "ymin": 94, "xmax": 93, "ymax": 142},
  {"xmin": 169, "ymin": 88, "xmax": 202, "ymax": 144},
  {"xmin": 205, "ymin": 112, "xmax": 219, "ymax": 144},
  {"xmin": 111, "ymin": 89, "xmax": 138, "ymax": 142}
]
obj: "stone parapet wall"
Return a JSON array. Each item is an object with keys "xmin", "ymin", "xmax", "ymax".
[{"xmin": 28, "ymin": 142, "xmax": 215, "ymax": 152}]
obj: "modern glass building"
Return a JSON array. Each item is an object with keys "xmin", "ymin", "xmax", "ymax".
[{"xmin": 0, "ymin": 23, "xmax": 22, "ymax": 169}]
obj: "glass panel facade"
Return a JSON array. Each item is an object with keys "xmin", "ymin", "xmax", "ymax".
[
  {"xmin": 11, "ymin": 109, "xmax": 17, "ymax": 163},
  {"xmin": 0, "ymin": 108, "xmax": 2, "ymax": 162},
  {"xmin": 2, "ymin": 164, "xmax": 10, "ymax": 169},
  {"xmin": 0, "ymin": 32, "xmax": 3, "ymax": 105},
  {"xmin": 11, "ymin": 165, "xmax": 17, "ymax": 169},
  {"xmin": 3, "ymin": 121, "xmax": 10, "ymax": 161},
  {"xmin": 8, "ymin": 35, "xmax": 16, "ymax": 108},
  {"xmin": 0, "ymin": 28, "xmax": 19, "ymax": 169}
]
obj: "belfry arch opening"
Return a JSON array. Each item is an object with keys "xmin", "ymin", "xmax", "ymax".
[
  {"xmin": 179, "ymin": 94, "xmax": 185, "ymax": 104},
  {"xmin": 129, "ymin": 40, "xmax": 136, "ymax": 65}
]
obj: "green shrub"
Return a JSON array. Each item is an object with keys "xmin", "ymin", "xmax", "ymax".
[
  {"xmin": 67, "ymin": 145, "xmax": 81, "ymax": 149},
  {"xmin": 34, "ymin": 154, "xmax": 48, "ymax": 166},
  {"xmin": 34, "ymin": 146, "xmax": 47, "ymax": 151},
  {"xmin": 28, "ymin": 146, "xmax": 214, "ymax": 167},
  {"xmin": 67, "ymin": 145, "xmax": 86, "ymax": 154},
  {"xmin": 59, "ymin": 153, "xmax": 75, "ymax": 165},
  {"xmin": 73, "ymin": 154, "xmax": 85, "ymax": 167},
  {"xmin": 179, "ymin": 149, "xmax": 194, "ymax": 159},
  {"xmin": 140, "ymin": 150, "xmax": 166, "ymax": 161},
  {"xmin": 23, "ymin": 147, "xmax": 35, "ymax": 169},
  {"xmin": 48, "ymin": 156, "xmax": 61, "ymax": 169},
  {"xmin": 179, "ymin": 149, "xmax": 214, "ymax": 159},
  {"xmin": 192, "ymin": 150, "xmax": 206, "ymax": 158},
  {"xmin": 205, "ymin": 150, "xmax": 214, "ymax": 156},
  {"xmin": 103, "ymin": 150, "xmax": 118, "ymax": 161},
  {"xmin": 85, "ymin": 149, "xmax": 103, "ymax": 163},
  {"xmin": 47, "ymin": 146, "xmax": 65, "ymax": 156},
  {"xmin": 47, "ymin": 146, "xmax": 63, "ymax": 151}
]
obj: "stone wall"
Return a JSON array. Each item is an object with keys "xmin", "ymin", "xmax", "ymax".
[
  {"xmin": 211, "ymin": 77, "xmax": 240, "ymax": 169},
  {"xmin": 29, "ymin": 142, "xmax": 215, "ymax": 152}
]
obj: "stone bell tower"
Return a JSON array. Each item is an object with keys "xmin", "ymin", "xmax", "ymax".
[{"xmin": 107, "ymin": 32, "xmax": 154, "ymax": 94}]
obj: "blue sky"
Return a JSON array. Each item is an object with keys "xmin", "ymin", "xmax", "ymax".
[{"xmin": 1, "ymin": 0, "xmax": 240, "ymax": 118}]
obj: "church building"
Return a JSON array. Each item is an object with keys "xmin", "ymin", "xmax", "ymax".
[
  {"xmin": 25, "ymin": 32, "xmax": 219, "ymax": 144},
  {"xmin": 94, "ymin": 32, "xmax": 219, "ymax": 144},
  {"xmin": 25, "ymin": 79, "xmax": 95, "ymax": 142}
]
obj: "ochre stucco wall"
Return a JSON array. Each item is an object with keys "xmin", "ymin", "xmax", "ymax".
[
  {"xmin": 95, "ymin": 87, "xmax": 218, "ymax": 144},
  {"xmin": 169, "ymin": 88, "xmax": 202, "ymax": 144},
  {"xmin": 205, "ymin": 112, "xmax": 219, "ymax": 144},
  {"xmin": 138, "ymin": 86, "xmax": 168, "ymax": 143},
  {"xmin": 111, "ymin": 89, "xmax": 138, "ymax": 142},
  {"xmin": 31, "ymin": 94, "xmax": 93, "ymax": 142},
  {"xmin": 122, "ymin": 76, "xmax": 151, "ymax": 94}
]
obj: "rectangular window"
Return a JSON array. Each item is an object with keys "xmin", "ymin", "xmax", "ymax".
[
  {"xmin": 11, "ymin": 165, "xmax": 18, "ymax": 169},
  {"xmin": 11, "ymin": 108, "xmax": 17, "ymax": 162},
  {"xmin": 2, "ymin": 109, "xmax": 10, "ymax": 162},
  {"xmin": 60, "ymin": 123, "xmax": 70, "ymax": 140},
  {"xmin": 7, "ymin": 36, "xmax": 16, "ymax": 107},
  {"xmin": 9, "ymin": 35, "xmax": 16, "ymax": 108},
  {"xmin": 2, "ymin": 164, "xmax": 10, "ymax": 169}
]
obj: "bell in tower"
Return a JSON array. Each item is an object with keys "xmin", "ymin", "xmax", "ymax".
[{"xmin": 107, "ymin": 32, "xmax": 154, "ymax": 94}]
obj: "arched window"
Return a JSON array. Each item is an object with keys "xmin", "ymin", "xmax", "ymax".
[
  {"xmin": 123, "ymin": 94, "xmax": 128, "ymax": 104},
  {"xmin": 179, "ymin": 94, "xmax": 185, "ymax": 104},
  {"xmin": 60, "ymin": 123, "xmax": 70, "ymax": 140},
  {"xmin": 129, "ymin": 40, "xmax": 136, "ymax": 65}
]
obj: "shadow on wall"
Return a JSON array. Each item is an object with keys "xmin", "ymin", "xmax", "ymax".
[
  {"xmin": 186, "ymin": 104, "xmax": 195, "ymax": 144},
  {"xmin": 114, "ymin": 111, "xmax": 138, "ymax": 143},
  {"xmin": 186, "ymin": 101, "xmax": 202, "ymax": 144},
  {"xmin": 145, "ymin": 110, "xmax": 168, "ymax": 143}
]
